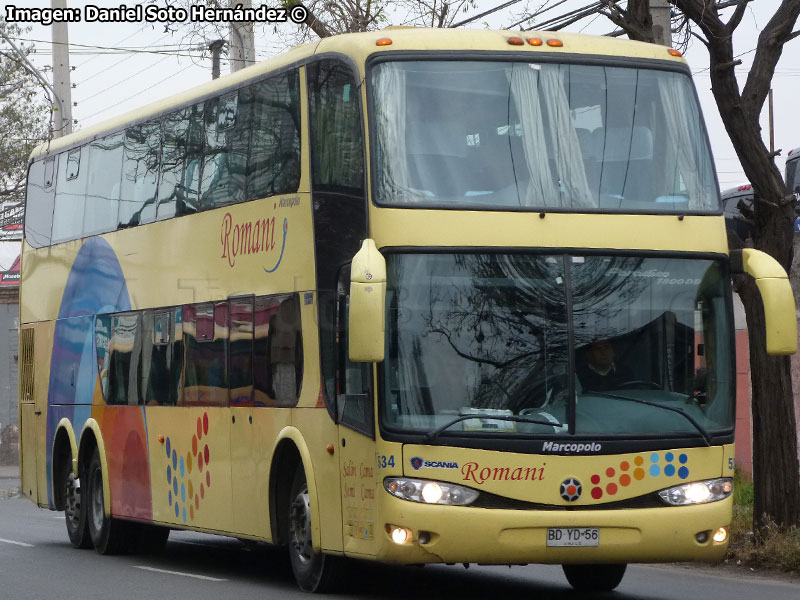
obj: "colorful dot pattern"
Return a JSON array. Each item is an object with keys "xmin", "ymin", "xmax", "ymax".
[
  {"xmin": 589, "ymin": 452, "xmax": 690, "ymax": 500},
  {"xmin": 166, "ymin": 412, "xmax": 212, "ymax": 522}
]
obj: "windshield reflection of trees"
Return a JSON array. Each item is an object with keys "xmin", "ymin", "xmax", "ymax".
[{"xmin": 413, "ymin": 254, "xmax": 648, "ymax": 414}]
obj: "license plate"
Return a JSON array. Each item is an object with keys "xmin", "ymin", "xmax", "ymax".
[{"xmin": 546, "ymin": 527, "xmax": 599, "ymax": 547}]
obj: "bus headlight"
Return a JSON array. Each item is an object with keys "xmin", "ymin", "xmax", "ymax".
[
  {"xmin": 384, "ymin": 477, "xmax": 479, "ymax": 505},
  {"xmin": 658, "ymin": 478, "xmax": 733, "ymax": 506}
]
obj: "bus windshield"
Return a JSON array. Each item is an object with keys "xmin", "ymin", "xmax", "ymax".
[
  {"xmin": 383, "ymin": 253, "xmax": 733, "ymax": 440},
  {"xmin": 371, "ymin": 61, "xmax": 718, "ymax": 213}
]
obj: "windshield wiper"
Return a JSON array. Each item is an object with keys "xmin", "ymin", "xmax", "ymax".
[
  {"xmin": 423, "ymin": 413, "xmax": 563, "ymax": 443},
  {"xmin": 582, "ymin": 390, "xmax": 712, "ymax": 446}
]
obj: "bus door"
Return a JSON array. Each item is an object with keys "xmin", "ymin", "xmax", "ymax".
[{"xmin": 335, "ymin": 278, "xmax": 379, "ymax": 556}]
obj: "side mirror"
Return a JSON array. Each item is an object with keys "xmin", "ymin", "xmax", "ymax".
[
  {"xmin": 732, "ymin": 248, "xmax": 798, "ymax": 355},
  {"xmin": 349, "ymin": 239, "xmax": 386, "ymax": 362}
]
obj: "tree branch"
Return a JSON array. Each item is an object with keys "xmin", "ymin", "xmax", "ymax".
[
  {"xmin": 741, "ymin": 0, "xmax": 800, "ymax": 123},
  {"xmin": 725, "ymin": 0, "xmax": 753, "ymax": 34}
]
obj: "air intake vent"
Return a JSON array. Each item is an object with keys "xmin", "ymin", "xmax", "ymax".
[{"xmin": 20, "ymin": 328, "xmax": 34, "ymax": 404}]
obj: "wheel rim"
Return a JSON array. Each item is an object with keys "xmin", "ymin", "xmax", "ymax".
[
  {"xmin": 90, "ymin": 467, "xmax": 104, "ymax": 533},
  {"xmin": 65, "ymin": 473, "xmax": 81, "ymax": 527},
  {"xmin": 289, "ymin": 486, "xmax": 313, "ymax": 565}
]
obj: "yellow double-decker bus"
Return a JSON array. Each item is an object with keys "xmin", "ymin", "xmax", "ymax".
[{"xmin": 19, "ymin": 28, "xmax": 796, "ymax": 593}]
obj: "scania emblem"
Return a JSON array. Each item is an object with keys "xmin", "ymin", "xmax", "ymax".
[
  {"xmin": 410, "ymin": 456, "xmax": 423, "ymax": 470},
  {"xmin": 560, "ymin": 477, "xmax": 582, "ymax": 502}
]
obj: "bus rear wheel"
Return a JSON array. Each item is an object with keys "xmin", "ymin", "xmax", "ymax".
[
  {"xmin": 287, "ymin": 467, "xmax": 341, "ymax": 592},
  {"xmin": 86, "ymin": 447, "xmax": 130, "ymax": 555},
  {"xmin": 64, "ymin": 468, "xmax": 92, "ymax": 549},
  {"xmin": 562, "ymin": 563, "xmax": 627, "ymax": 592}
]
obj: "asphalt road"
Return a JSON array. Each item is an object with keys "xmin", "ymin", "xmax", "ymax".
[{"xmin": 1, "ymin": 475, "xmax": 798, "ymax": 599}]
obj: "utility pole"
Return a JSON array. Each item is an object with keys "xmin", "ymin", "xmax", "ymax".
[
  {"xmin": 51, "ymin": 0, "xmax": 73, "ymax": 137},
  {"xmin": 229, "ymin": 0, "xmax": 255, "ymax": 73},
  {"xmin": 768, "ymin": 88, "xmax": 775, "ymax": 155},
  {"xmin": 209, "ymin": 40, "xmax": 225, "ymax": 80},
  {"xmin": 650, "ymin": 0, "xmax": 672, "ymax": 47}
]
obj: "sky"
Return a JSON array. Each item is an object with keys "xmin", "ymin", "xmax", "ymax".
[{"xmin": 10, "ymin": 0, "xmax": 800, "ymax": 193}]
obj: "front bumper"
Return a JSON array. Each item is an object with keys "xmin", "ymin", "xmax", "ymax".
[{"xmin": 373, "ymin": 493, "xmax": 732, "ymax": 564}]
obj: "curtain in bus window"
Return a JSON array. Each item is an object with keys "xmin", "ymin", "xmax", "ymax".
[
  {"xmin": 84, "ymin": 133, "xmax": 124, "ymax": 236},
  {"xmin": 95, "ymin": 314, "xmax": 111, "ymax": 402},
  {"xmin": 308, "ymin": 60, "xmax": 364, "ymax": 192},
  {"xmin": 510, "ymin": 64, "xmax": 594, "ymax": 208},
  {"xmin": 253, "ymin": 296, "xmax": 282, "ymax": 406},
  {"xmin": 372, "ymin": 63, "xmax": 410, "ymax": 202},
  {"xmin": 140, "ymin": 310, "xmax": 177, "ymax": 406},
  {"xmin": 657, "ymin": 73, "xmax": 716, "ymax": 210},
  {"xmin": 229, "ymin": 297, "xmax": 254, "ymax": 406},
  {"xmin": 248, "ymin": 71, "xmax": 301, "ymax": 199},
  {"xmin": 182, "ymin": 302, "xmax": 229, "ymax": 406},
  {"xmin": 269, "ymin": 295, "xmax": 303, "ymax": 407},
  {"xmin": 52, "ymin": 148, "xmax": 87, "ymax": 243},
  {"xmin": 25, "ymin": 158, "xmax": 55, "ymax": 247},
  {"xmin": 108, "ymin": 312, "xmax": 143, "ymax": 406},
  {"xmin": 200, "ymin": 92, "xmax": 247, "ymax": 208},
  {"xmin": 120, "ymin": 120, "xmax": 160, "ymax": 227}
]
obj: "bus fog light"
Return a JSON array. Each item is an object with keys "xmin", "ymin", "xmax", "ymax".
[
  {"xmin": 387, "ymin": 524, "xmax": 412, "ymax": 544},
  {"xmin": 695, "ymin": 531, "xmax": 709, "ymax": 544},
  {"xmin": 712, "ymin": 527, "xmax": 729, "ymax": 543},
  {"xmin": 658, "ymin": 478, "xmax": 733, "ymax": 506},
  {"xmin": 384, "ymin": 477, "xmax": 479, "ymax": 505},
  {"xmin": 418, "ymin": 531, "xmax": 431, "ymax": 545}
]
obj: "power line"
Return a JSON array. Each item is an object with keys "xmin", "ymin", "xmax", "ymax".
[
  {"xmin": 76, "ymin": 54, "xmax": 173, "ymax": 104},
  {"xmin": 77, "ymin": 31, "xmax": 176, "ymax": 85},
  {"xmin": 74, "ymin": 23, "xmax": 151, "ymax": 69},
  {"xmin": 450, "ymin": 0, "xmax": 523, "ymax": 28},
  {"xmin": 82, "ymin": 63, "xmax": 195, "ymax": 122},
  {"xmin": 11, "ymin": 37, "xmax": 204, "ymax": 59},
  {"xmin": 507, "ymin": 0, "xmax": 572, "ymax": 30}
]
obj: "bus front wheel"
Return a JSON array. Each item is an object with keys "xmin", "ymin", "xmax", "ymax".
[
  {"xmin": 86, "ymin": 447, "xmax": 130, "ymax": 555},
  {"xmin": 287, "ymin": 466, "xmax": 341, "ymax": 592},
  {"xmin": 562, "ymin": 563, "xmax": 627, "ymax": 592},
  {"xmin": 64, "ymin": 467, "xmax": 92, "ymax": 549}
]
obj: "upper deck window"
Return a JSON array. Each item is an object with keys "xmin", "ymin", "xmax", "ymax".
[{"xmin": 370, "ymin": 60, "xmax": 718, "ymax": 213}]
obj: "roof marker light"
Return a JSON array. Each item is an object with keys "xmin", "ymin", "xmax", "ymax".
[
  {"xmin": 376, "ymin": 38, "xmax": 392, "ymax": 46},
  {"xmin": 668, "ymin": 48, "xmax": 683, "ymax": 57},
  {"xmin": 547, "ymin": 39, "xmax": 564, "ymax": 47},
  {"xmin": 507, "ymin": 37, "xmax": 525, "ymax": 46},
  {"xmin": 527, "ymin": 38, "xmax": 543, "ymax": 46}
]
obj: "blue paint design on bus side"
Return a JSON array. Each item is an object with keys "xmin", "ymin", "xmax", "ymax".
[
  {"xmin": 45, "ymin": 237, "xmax": 131, "ymax": 508},
  {"xmin": 263, "ymin": 218, "xmax": 288, "ymax": 273}
]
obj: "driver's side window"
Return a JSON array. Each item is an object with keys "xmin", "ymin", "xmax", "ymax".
[{"xmin": 337, "ymin": 268, "xmax": 374, "ymax": 437}]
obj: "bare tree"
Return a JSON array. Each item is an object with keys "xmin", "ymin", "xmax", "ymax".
[
  {"xmin": 0, "ymin": 22, "xmax": 50, "ymax": 206},
  {"xmin": 600, "ymin": 0, "xmax": 800, "ymax": 533}
]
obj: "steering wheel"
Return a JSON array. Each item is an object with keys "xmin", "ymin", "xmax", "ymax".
[{"xmin": 617, "ymin": 380, "xmax": 663, "ymax": 390}]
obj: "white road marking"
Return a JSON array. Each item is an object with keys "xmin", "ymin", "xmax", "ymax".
[
  {"xmin": 134, "ymin": 566, "xmax": 227, "ymax": 582},
  {"xmin": 0, "ymin": 537, "xmax": 34, "ymax": 547}
]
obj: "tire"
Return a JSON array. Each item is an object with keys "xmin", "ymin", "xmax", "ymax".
[
  {"xmin": 86, "ymin": 447, "xmax": 131, "ymax": 555},
  {"xmin": 131, "ymin": 523, "xmax": 170, "ymax": 554},
  {"xmin": 64, "ymin": 467, "xmax": 92, "ymax": 549},
  {"xmin": 562, "ymin": 563, "xmax": 627, "ymax": 592},
  {"xmin": 287, "ymin": 467, "xmax": 342, "ymax": 592}
]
